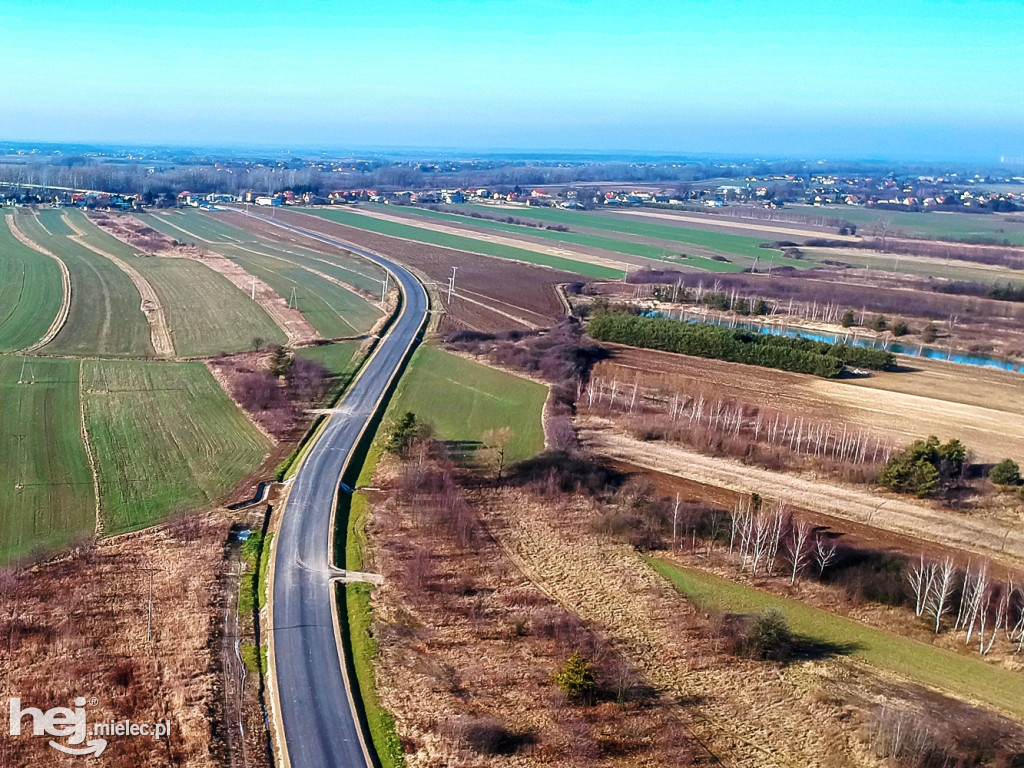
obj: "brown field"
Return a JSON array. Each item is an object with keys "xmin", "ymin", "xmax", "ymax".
[
  {"xmin": 591, "ymin": 343, "xmax": 1024, "ymax": 465},
  {"xmin": 0, "ymin": 514, "xmax": 229, "ymax": 767},
  {"xmin": 221, "ymin": 209, "xmax": 574, "ymax": 334}
]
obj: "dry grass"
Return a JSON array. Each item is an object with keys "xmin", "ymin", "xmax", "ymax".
[
  {"xmin": 0, "ymin": 513, "xmax": 229, "ymax": 767},
  {"xmin": 365, "ymin": 451, "xmax": 696, "ymax": 767}
]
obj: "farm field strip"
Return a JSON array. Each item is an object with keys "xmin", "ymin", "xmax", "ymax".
[
  {"xmin": 148, "ymin": 211, "xmax": 389, "ymax": 295},
  {"xmin": 464, "ymin": 203, "xmax": 809, "ymax": 267},
  {"xmin": 226, "ymin": 250, "xmax": 379, "ymax": 337},
  {"xmin": 371, "ymin": 203, "xmax": 680, "ymax": 260},
  {"xmin": 788, "ymin": 204, "xmax": 1024, "ymax": 245},
  {"xmin": 387, "ymin": 346, "xmax": 548, "ymax": 464},
  {"xmin": 649, "ymin": 557, "xmax": 1024, "ymax": 720},
  {"xmin": 13, "ymin": 213, "xmax": 158, "ymax": 358},
  {"xmin": 296, "ymin": 206, "xmax": 626, "ymax": 279},
  {"xmin": 394, "ymin": 203, "xmax": 815, "ymax": 272},
  {"xmin": 0, "ymin": 216, "xmax": 68, "ymax": 352},
  {"xmin": 81, "ymin": 359, "xmax": 270, "ymax": 534},
  {"xmin": 804, "ymin": 246, "xmax": 1024, "ymax": 283},
  {"xmin": 64, "ymin": 211, "xmax": 286, "ymax": 356},
  {"xmin": 0, "ymin": 356, "xmax": 95, "ymax": 563}
]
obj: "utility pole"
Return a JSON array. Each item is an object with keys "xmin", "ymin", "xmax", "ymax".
[
  {"xmin": 672, "ymin": 493, "xmax": 681, "ymax": 549},
  {"xmin": 447, "ymin": 266, "xmax": 457, "ymax": 303},
  {"xmin": 251, "ymin": 276, "xmax": 256, "ymax": 301},
  {"xmin": 380, "ymin": 271, "xmax": 389, "ymax": 303},
  {"xmin": 289, "ymin": 286, "xmax": 298, "ymax": 309},
  {"xmin": 139, "ymin": 567, "xmax": 166, "ymax": 643}
]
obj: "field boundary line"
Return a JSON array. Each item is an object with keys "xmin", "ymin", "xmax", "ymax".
[
  {"xmin": 78, "ymin": 361, "xmax": 104, "ymax": 536},
  {"xmin": 63, "ymin": 213, "xmax": 176, "ymax": 357},
  {"xmin": 9, "ymin": 214, "xmax": 72, "ymax": 352}
]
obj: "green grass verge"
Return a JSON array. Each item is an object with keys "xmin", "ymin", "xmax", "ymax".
[
  {"xmin": 338, "ymin": 435, "xmax": 403, "ymax": 768},
  {"xmin": 647, "ymin": 557, "xmax": 1024, "ymax": 720},
  {"xmin": 0, "ymin": 356, "xmax": 95, "ymax": 563},
  {"xmin": 298, "ymin": 207, "xmax": 625, "ymax": 279},
  {"xmin": 82, "ymin": 359, "xmax": 270, "ymax": 533},
  {"xmin": 0, "ymin": 215, "xmax": 65, "ymax": 352},
  {"xmin": 387, "ymin": 346, "xmax": 548, "ymax": 465}
]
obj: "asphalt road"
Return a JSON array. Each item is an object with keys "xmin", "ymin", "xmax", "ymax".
[{"xmin": 235, "ymin": 211, "xmax": 428, "ymax": 768}]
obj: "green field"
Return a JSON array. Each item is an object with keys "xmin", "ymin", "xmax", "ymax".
[
  {"xmin": 0, "ymin": 357, "xmax": 95, "ymax": 563},
  {"xmin": 299, "ymin": 207, "xmax": 625, "ymax": 279},
  {"xmin": 387, "ymin": 346, "xmax": 547, "ymax": 464},
  {"xmin": 464, "ymin": 204, "xmax": 808, "ymax": 268},
  {"xmin": 229, "ymin": 251, "xmax": 380, "ymax": 338},
  {"xmin": 789, "ymin": 204, "xmax": 1024, "ymax": 245},
  {"xmin": 648, "ymin": 557, "xmax": 1024, "ymax": 720},
  {"xmin": 148, "ymin": 210, "xmax": 388, "ymax": 294},
  {"xmin": 63, "ymin": 210, "xmax": 287, "ymax": 355},
  {"xmin": 0, "ymin": 216, "xmax": 65, "ymax": 352},
  {"xmin": 146, "ymin": 211, "xmax": 385, "ymax": 335},
  {"xmin": 82, "ymin": 359, "xmax": 270, "ymax": 534},
  {"xmin": 13, "ymin": 213, "xmax": 156, "ymax": 357}
]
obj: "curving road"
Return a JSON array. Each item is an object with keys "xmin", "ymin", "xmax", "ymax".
[{"xmin": 231, "ymin": 211, "xmax": 428, "ymax": 768}]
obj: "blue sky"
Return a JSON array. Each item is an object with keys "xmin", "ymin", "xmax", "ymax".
[{"xmin": 1, "ymin": 0, "xmax": 1022, "ymax": 160}]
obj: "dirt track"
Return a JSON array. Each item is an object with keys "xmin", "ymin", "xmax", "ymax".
[{"xmin": 580, "ymin": 416, "xmax": 1024, "ymax": 568}]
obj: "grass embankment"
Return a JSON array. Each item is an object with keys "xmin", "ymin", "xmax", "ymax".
[
  {"xmin": 648, "ymin": 557, "xmax": 1024, "ymax": 720},
  {"xmin": 82, "ymin": 359, "xmax": 270, "ymax": 533},
  {"xmin": 0, "ymin": 357, "xmax": 95, "ymax": 563},
  {"xmin": 239, "ymin": 530, "xmax": 273, "ymax": 675},
  {"xmin": 0, "ymin": 216, "xmax": 66, "ymax": 351},
  {"xmin": 387, "ymin": 346, "xmax": 548, "ymax": 463},
  {"xmin": 298, "ymin": 206, "xmax": 626, "ymax": 279},
  {"xmin": 339, "ymin": 345, "xmax": 549, "ymax": 767}
]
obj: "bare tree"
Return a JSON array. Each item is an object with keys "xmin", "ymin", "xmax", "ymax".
[
  {"xmin": 480, "ymin": 427, "xmax": 514, "ymax": 482},
  {"xmin": 813, "ymin": 535, "xmax": 838, "ymax": 577},
  {"xmin": 785, "ymin": 519, "xmax": 813, "ymax": 585},
  {"xmin": 925, "ymin": 557, "xmax": 956, "ymax": 634},
  {"xmin": 907, "ymin": 555, "xmax": 937, "ymax": 617}
]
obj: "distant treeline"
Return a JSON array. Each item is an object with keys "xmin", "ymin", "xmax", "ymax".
[
  {"xmin": 933, "ymin": 281, "xmax": 1024, "ymax": 303},
  {"xmin": 587, "ymin": 312, "xmax": 894, "ymax": 378}
]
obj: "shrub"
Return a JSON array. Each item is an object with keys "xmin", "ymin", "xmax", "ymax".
[
  {"xmin": 920, "ymin": 322, "xmax": 938, "ymax": 343},
  {"xmin": 743, "ymin": 611, "xmax": 793, "ymax": 661},
  {"xmin": 878, "ymin": 436, "xmax": 966, "ymax": 497},
  {"xmin": 891, "ymin": 321, "xmax": 909, "ymax": 337},
  {"xmin": 552, "ymin": 651, "xmax": 596, "ymax": 703},
  {"xmin": 840, "ymin": 309, "xmax": 856, "ymax": 327},
  {"xmin": 386, "ymin": 411, "xmax": 420, "ymax": 454},
  {"xmin": 869, "ymin": 315, "xmax": 887, "ymax": 332},
  {"xmin": 989, "ymin": 458, "xmax": 1021, "ymax": 486}
]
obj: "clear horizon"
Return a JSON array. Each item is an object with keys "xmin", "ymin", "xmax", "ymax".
[{"xmin": 2, "ymin": 1, "xmax": 1023, "ymax": 163}]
